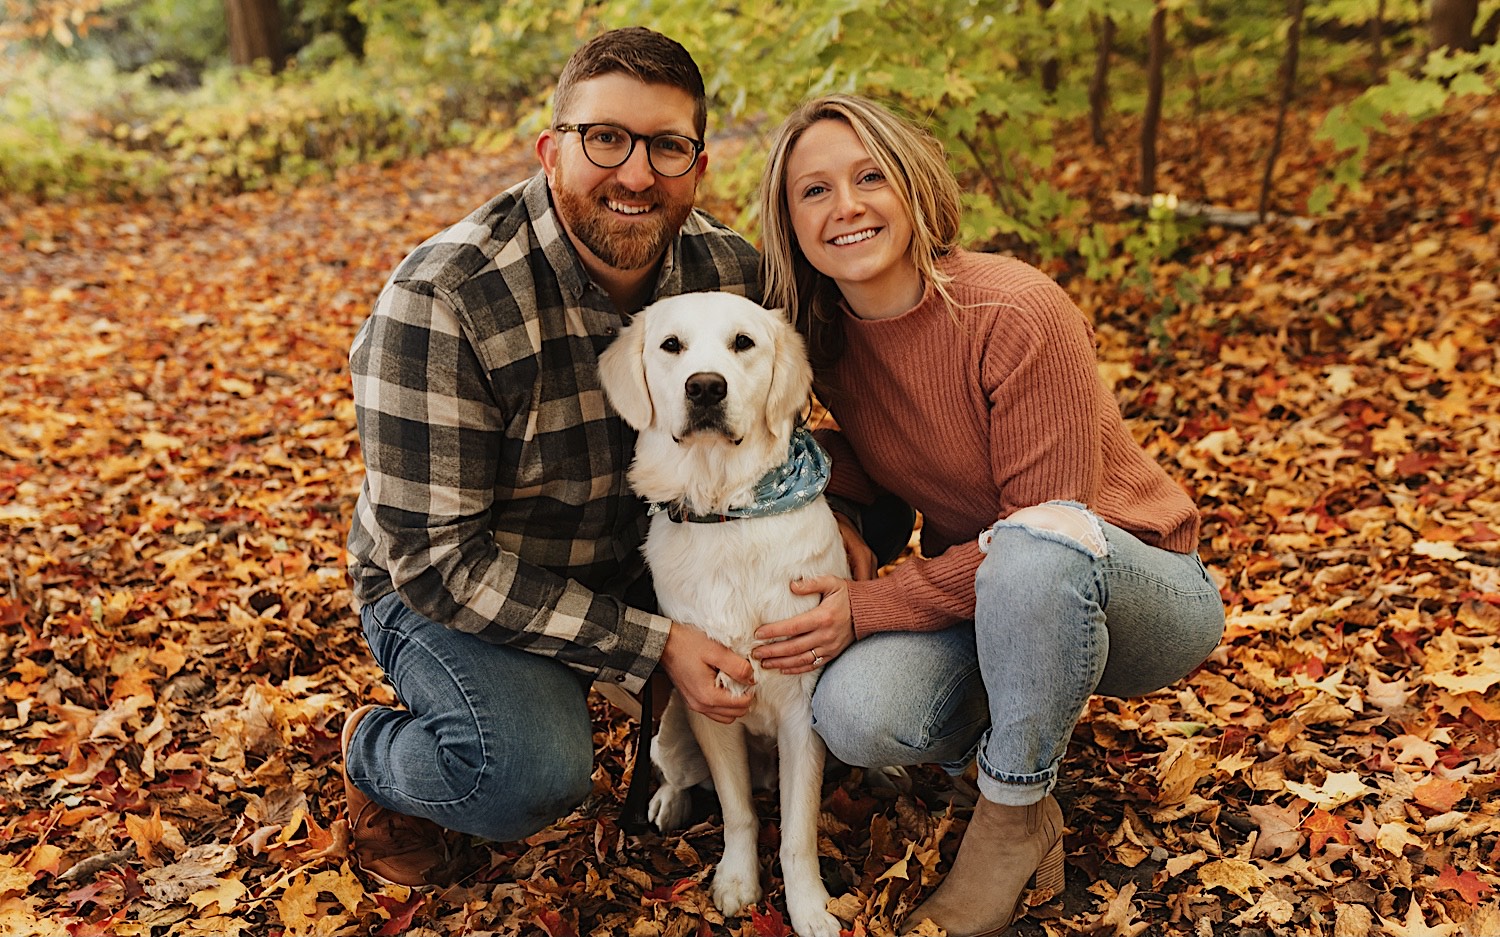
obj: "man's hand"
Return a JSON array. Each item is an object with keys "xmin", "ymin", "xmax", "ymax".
[
  {"xmin": 834, "ymin": 512, "xmax": 878, "ymax": 581},
  {"xmin": 658, "ymin": 622, "xmax": 755, "ymax": 725},
  {"xmin": 752, "ymin": 575, "xmax": 855, "ymax": 675}
]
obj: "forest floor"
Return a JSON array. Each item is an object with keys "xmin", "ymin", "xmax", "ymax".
[{"xmin": 0, "ymin": 95, "xmax": 1498, "ymax": 936}]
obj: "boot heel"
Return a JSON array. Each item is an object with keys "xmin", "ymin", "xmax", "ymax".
[{"xmin": 1031, "ymin": 841, "xmax": 1065, "ymax": 894}]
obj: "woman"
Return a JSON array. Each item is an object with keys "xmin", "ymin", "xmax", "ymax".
[{"xmin": 749, "ymin": 94, "xmax": 1226, "ymax": 936}]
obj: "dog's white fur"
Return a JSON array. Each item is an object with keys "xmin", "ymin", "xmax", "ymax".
[{"xmin": 599, "ymin": 292, "xmax": 846, "ymax": 937}]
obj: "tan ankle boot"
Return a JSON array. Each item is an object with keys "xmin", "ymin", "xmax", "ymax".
[
  {"xmin": 901, "ymin": 794, "xmax": 1065, "ymax": 937},
  {"xmin": 342, "ymin": 705, "xmax": 453, "ymax": 887}
]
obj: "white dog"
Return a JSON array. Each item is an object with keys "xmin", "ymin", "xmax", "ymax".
[{"xmin": 599, "ymin": 292, "xmax": 847, "ymax": 937}]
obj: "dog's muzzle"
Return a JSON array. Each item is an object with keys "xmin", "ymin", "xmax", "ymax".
[{"xmin": 680, "ymin": 371, "xmax": 737, "ymax": 440}]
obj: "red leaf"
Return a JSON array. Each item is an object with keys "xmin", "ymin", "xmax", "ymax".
[
  {"xmin": 643, "ymin": 877, "xmax": 697, "ymax": 903},
  {"xmin": 535, "ymin": 909, "xmax": 577, "ymax": 937},
  {"xmin": 749, "ymin": 904, "xmax": 793, "ymax": 937},
  {"xmin": 1435, "ymin": 865, "xmax": 1493, "ymax": 905},
  {"xmin": 66, "ymin": 907, "xmax": 126, "ymax": 937},
  {"xmin": 374, "ymin": 894, "xmax": 425, "ymax": 937}
]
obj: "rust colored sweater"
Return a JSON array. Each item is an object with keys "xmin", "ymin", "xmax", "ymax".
[{"xmin": 817, "ymin": 250, "xmax": 1200, "ymax": 637}]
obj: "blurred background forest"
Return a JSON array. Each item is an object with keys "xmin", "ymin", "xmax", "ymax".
[{"xmin": 3, "ymin": 0, "xmax": 1497, "ymax": 273}]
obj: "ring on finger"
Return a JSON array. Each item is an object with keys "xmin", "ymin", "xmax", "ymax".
[{"xmin": 811, "ymin": 648, "xmax": 824, "ymax": 667}]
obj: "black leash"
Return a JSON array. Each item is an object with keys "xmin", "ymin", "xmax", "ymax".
[{"xmin": 619, "ymin": 677, "xmax": 660, "ymax": 835}]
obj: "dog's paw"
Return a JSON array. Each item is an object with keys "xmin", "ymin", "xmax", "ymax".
[
  {"xmin": 710, "ymin": 864, "xmax": 761, "ymax": 918},
  {"xmin": 788, "ymin": 908, "xmax": 842, "ymax": 937},
  {"xmin": 786, "ymin": 884, "xmax": 840, "ymax": 937},
  {"xmin": 647, "ymin": 786, "xmax": 692, "ymax": 832}
]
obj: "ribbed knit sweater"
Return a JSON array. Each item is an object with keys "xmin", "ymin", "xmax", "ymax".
[{"xmin": 816, "ymin": 250, "xmax": 1200, "ymax": 637}]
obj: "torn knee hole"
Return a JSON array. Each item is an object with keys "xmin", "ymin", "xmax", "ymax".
[{"xmin": 1005, "ymin": 503, "xmax": 1108, "ymax": 556}]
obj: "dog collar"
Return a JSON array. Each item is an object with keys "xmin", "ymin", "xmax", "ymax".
[{"xmin": 651, "ymin": 427, "xmax": 830, "ymax": 524}]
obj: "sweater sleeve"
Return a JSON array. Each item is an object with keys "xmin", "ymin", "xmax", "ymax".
[
  {"xmin": 813, "ymin": 426, "xmax": 886, "ymax": 505},
  {"xmin": 845, "ymin": 279, "xmax": 1106, "ymax": 638}
]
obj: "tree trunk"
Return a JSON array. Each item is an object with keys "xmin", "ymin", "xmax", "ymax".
[
  {"xmin": 224, "ymin": 0, "xmax": 284, "ymax": 71},
  {"xmin": 1140, "ymin": 5, "xmax": 1167, "ymax": 196},
  {"xmin": 1090, "ymin": 14, "xmax": 1116, "ymax": 147},
  {"xmin": 1260, "ymin": 0, "xmax": 1306, "ymax": 221},
  {"xmin": 1039, "ymin": 0, "xmax": 1060, "ymax": 94},
  {"xmin": 1369, "ymin": 0, "xmax": 1386, "ymax": 79},
  {"xmin": 1430, "ymin": 0, "xmax": 1480, "ymax": 52}
]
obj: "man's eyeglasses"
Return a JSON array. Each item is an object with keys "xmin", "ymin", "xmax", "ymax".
[{"xmin": 554, "ymin": 123, "xmax": 704, "ymax": 178}]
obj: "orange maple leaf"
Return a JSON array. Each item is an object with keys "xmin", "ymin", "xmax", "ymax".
[
  {"xmin": 1301, "ymin": 808, "xmax": 1352, "ymax": 854},
  {"xmin": 1434, "ymin": 865, "xmax": 1493, "ymax": 905},
  {"xmin": 1412, "ymin": 778, "xmax": 1468, "ymax": 813}
]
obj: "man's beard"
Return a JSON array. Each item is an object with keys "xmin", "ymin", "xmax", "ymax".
[{"xmin": 553, "ymin": 171, "xmax": 695, "ymax": 271}]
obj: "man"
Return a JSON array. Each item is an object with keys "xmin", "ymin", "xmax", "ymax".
[{"xmin": 341, "ymin": 27, "xmax": 762, "ymax": 887}]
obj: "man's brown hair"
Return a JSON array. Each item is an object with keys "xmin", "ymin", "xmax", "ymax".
[{"xmin": 552, "ymin": 27, "xmax": 708, "ymax": 138}]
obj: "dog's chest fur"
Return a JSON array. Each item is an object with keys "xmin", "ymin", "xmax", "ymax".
[{"xmin": 645, "ymin": 502, "xmax": 849, "ymax": 733}]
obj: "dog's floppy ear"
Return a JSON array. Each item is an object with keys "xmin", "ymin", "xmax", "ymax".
[
  {"xmin": 764, "ymin": 309, "xmax": 813, "ymax": 437},
  {"xmin": 598, "ymin": 313, "xmax": 654, "ymax": 429}
]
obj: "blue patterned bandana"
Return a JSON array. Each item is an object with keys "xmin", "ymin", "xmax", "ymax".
[{"xmin": 650, "ymin": 427, "xmax": 831, "ymax": 524}]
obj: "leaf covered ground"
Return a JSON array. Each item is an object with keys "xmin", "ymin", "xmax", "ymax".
[{"xmin": 1, "ymin": 98, "xmax": 1498, "ymax": 936}]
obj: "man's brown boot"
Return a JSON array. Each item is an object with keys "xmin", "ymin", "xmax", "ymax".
[
  {"xmin": 342, "ymin": 704, "xmax": 452, "ymax": 887},
  {"xmin": 901, "ymin": 793, "xmax": 1065, "ymax": 937}
]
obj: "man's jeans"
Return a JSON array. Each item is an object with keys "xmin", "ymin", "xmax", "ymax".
[
  {"xmin": 344, "ymin": 592, "xmax": 596, "ymax": 841},
  {"xmin": 812, "ymin": 502, "xmax": 1225, "ymax": 806}
]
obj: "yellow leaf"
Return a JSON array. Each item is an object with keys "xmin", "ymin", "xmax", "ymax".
[
  {"xmin": 826, "ymin": 892, "xmax": 864, "ymax": 922},
  {"xmin": 140, "ymin": 430, "xmax": 183, "ymax": 452},
  {"xmin": 1324, "ymin": 365, "xmax": 1357, "ymax": 396},
  {"xmin": 274, "ymin": 874, "xmax": 323, "ymax": 935},
  {"xmin": 125, "ymin": 808, "xmax": 167, "ymax": 866},
  {"xmin": 0, "ymin": 866, "xmax": 36, "ymax": 899},
  {"xmin": 218, "ymin": 378, "xmax": 258, "ymax": 397},
  {"xmin": 1426, "ymin": 645, "xmax": 1500, "ymax": 694},
  {"xmin": 189, "ymin": 876, "xmax": 247, "ymax": 915},
  {"xmin": 876, "ymin": 843, "xmax": 915, "ymax": 882},
  {"xmin": 22, "ymin": 845, "xmax": 63, "ymax": 876},
  {"xmin": 1198, "ymin": 858, "xmax": 1269, "ymax": 903},
  {"xmin": 1156, "ymin": 737, "xmax": 1210, "ymax": 806},
  {"xmin": 1413, "ymin": 540, "xmax": 1467, "ymax": 561},
  {"xmin": 1283, "ymin": 771, "xmax": 1375, "ymax": 808},
  {"xmin": 1405, "ymin": 336, "xmax": 1458, "ymax": 372}
]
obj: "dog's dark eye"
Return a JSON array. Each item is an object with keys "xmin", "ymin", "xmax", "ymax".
[
  {"xmin": 733, "ymin": 334, "xmax": 755, "ymax": 352},
  {"xmin": 660, "ymin": 337, "xmax": 682, "ymax": 353}
]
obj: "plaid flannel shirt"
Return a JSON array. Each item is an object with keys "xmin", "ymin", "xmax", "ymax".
[{"xmin": 346, "ymin": 172, "xmax": 761, "ymax": 692}]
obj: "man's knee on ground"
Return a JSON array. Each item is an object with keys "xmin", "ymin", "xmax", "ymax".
[
  {"xmin": 1003, "ymin": 502, "xmax": 1107, "ymax": 557},
  {"xmin": 467, "ymin": 757, "xmax": 593, "ymax": 842}
]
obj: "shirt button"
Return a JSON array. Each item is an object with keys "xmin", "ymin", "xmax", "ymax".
[
  {"xmin": 605, "ymin": 326, "xmax": 617, "ymax": 336},
  {"xmin": 614, "ymin": 673, "xmax": 627, "ymax": 682}
]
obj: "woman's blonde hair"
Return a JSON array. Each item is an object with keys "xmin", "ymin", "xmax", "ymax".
[{"xmin": 758, "ymin": 94, "xmax": 963, "ymax": 371}]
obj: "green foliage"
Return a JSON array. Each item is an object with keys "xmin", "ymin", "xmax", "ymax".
[
  {"xmin": 73, "ymin": 0, "xmax": 228, "ymax": 77},
  {"xmin": 1311, "ymin": 44, "xmax": 1499, "ymax": 213},
  {"xmin": 0, "ymin": 52, "xmax": 170, "ymax": 198},
  {"xmin": 1304, "ymin": 0, "xmax": 1425, "ymax": 31},
  {"xmin": 0, "ymin": 0, "xmax": 1490, "ymax": 333},
  {"xmin": 0, "ymin": 47, "xmax": 502, "ymax": 198},
  {"xmin": 1078, "ymin": 195, "xmax": 1212, "ymax": 341}
]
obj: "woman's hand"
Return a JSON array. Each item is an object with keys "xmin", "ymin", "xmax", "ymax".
[
  {"xmin": 835, "ymin": 513, "xmax": 878, "ymax": 581},
  {"xmin": 752, "ymin": 575, "xmax": 855, "ymax": 675}
]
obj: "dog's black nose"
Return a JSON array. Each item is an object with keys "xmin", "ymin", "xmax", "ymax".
[{"xmin": 685, "ymin": 372, "xmax": 727, "ymax": 406}]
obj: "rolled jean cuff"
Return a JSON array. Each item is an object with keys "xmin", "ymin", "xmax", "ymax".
[{"xmin": 976, "ymin": 744, "xmax": 1057, "ymax": 806}]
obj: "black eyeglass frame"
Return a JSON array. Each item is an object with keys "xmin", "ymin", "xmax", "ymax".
[{"xmin": 553, "ymin": 123, "xmax": 705, "ymax": 178}]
